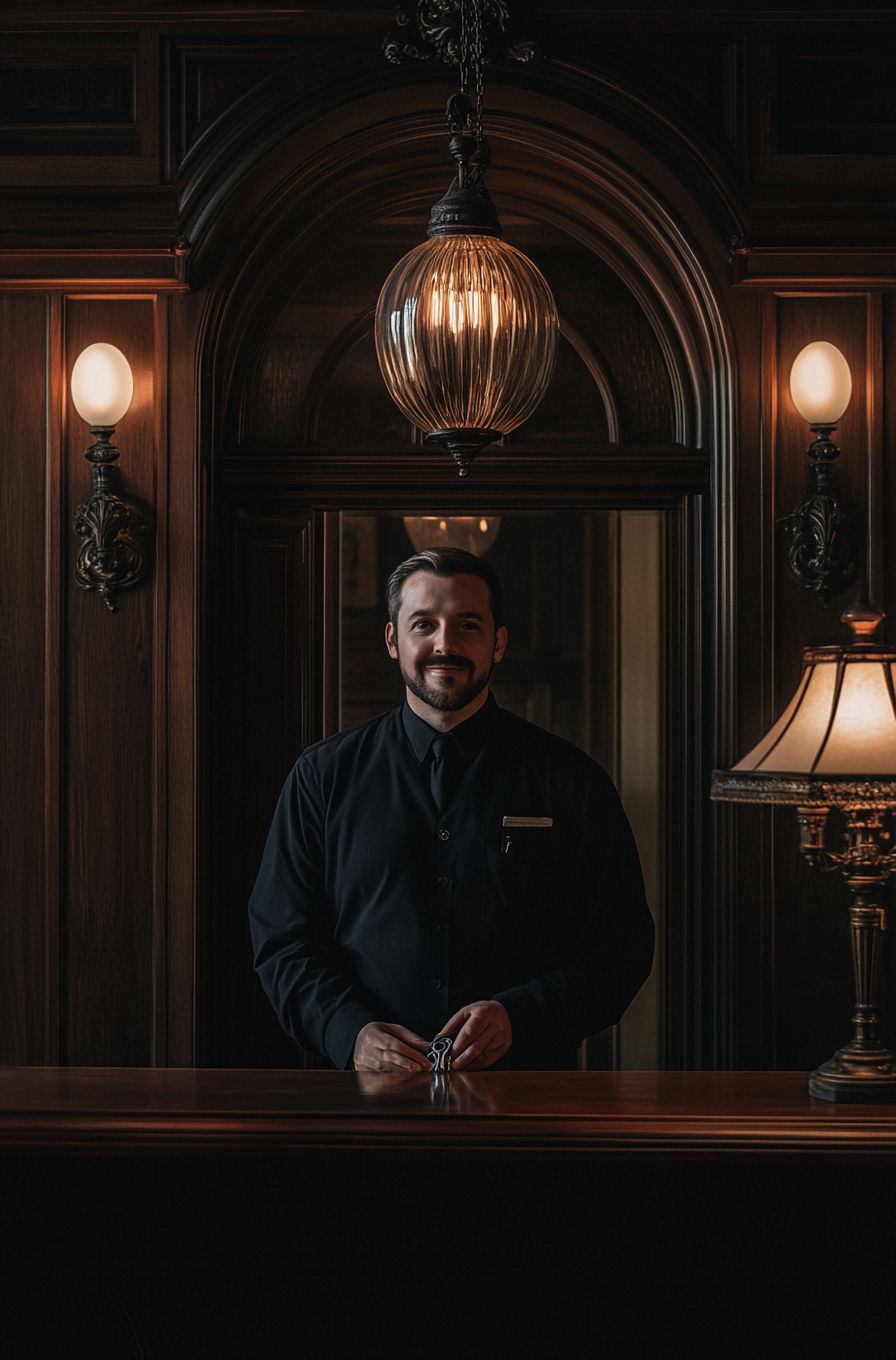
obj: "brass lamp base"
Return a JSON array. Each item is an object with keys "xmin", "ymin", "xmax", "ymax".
[{"xmin": 809, "ymin": 1043, "xmax": 896, "ymax": 1103}]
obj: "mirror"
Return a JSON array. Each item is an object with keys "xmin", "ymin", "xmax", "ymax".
[{"xmin": 341, "ymin": 509, "xmax": 666, "ymax": 1070}]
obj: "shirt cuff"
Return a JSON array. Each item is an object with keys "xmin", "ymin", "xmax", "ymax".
[
  {"xmin": 324, "ymin": 1002, "xmax": 382, "ymax": 1070},
  {"xmin": 490, "ymin": 986, "xmax": 542, "ymax": 1054}
]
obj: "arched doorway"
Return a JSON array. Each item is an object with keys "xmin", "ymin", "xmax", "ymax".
[{"xmin": 193, "ymin": 74, "xmax": 735, "ymax": 1069}]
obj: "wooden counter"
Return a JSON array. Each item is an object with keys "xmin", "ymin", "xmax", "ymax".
[
  {"xmin": 2, "ymin": 1067, "xmax": 894, "ymax": 1158},
  {"xmin": 2, "ymin": 1070, "xmax": 894, "ymax": 1359}
]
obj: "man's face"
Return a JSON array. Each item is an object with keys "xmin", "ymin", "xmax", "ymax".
[{"xmin": 385, "ymin": 571, "xmax": 507, "ymax": 715}]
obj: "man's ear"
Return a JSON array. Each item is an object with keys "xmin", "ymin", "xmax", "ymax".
[
  {"xmin": 493, "ymin": 626, "xmax": 508, "ymax": 664},
  {"xmin": 385, "ymin": 620, "xmax": 399, "ymax": 659}
]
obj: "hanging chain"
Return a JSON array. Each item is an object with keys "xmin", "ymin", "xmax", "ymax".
[
  {"xmin": 454, "ymin": 0, "xmax": 484, "ymax": 144},
  {"xmin": 458, "ymin": 0, "xmax": 469, "ymax": 103},
  {"xmin": 472, "ymin": 0, "xmax": 484, "ymax": 148}
]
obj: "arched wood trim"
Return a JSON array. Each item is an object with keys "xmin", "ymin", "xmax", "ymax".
[
  {"xmin": 296, "ymin": 308, "xmax": 624, "ymax": 450},
  {"xmin": 298, "ymin": 305, "xmax": 376, "ymax": 446},
  {"xmin": 558, "ymin": 323, "xmax": 624, "ymax": 445}
]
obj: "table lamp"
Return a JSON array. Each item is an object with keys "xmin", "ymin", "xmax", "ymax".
[{"xmin": 712, "ymin": 605, "xmax": 896, "ymax": 1102}]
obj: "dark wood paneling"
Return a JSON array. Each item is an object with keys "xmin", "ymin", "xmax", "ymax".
[
  {"xmin": 161, "ymin": 285, "xmax": 203, "ymax": 1068},
  {"xmin": 63, "ymin": 296, "xmax": 156, "ymax": 1066},
  {"xmin": 0, "ymin": 294, "xmax": 51, "ymax": 1065},
  {"xmin": 775, "ymin": 29, "xmax": 896, "ymax": 157}
]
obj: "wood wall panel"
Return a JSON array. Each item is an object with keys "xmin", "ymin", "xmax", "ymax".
[
  {"xmin": 0, "ymin": 294, "xmax": 52, "ymax": 1064},
  {"xmin": 62, "ymin": 297, "xmax": 156, "ymax": 1065},
  {"xmin": 159, "ymin": 286, "xmax": 202, "ymax": 1067}
]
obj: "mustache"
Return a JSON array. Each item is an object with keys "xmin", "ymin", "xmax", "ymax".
[{"xmin": 423, "ymin": 656, "xmax": 474, "ymax": 673}]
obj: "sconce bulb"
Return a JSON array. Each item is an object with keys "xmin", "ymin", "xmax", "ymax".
[
  {"xmin": 789, "ymin": 341, "xmax": 852, "ymax": 426},
  {"xmin": 70, "ymin": 343, "xmax": 134, "ymax": 427}
]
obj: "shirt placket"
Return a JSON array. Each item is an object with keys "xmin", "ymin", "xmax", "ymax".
[{"xmin": 428, "ymin": 820, "xmax": 454, "ymax": 1013}]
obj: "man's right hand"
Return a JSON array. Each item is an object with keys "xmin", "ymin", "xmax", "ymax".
[{"xmin": 353, "ymin": 1021, "xmax": 431, "ymax": 1072}]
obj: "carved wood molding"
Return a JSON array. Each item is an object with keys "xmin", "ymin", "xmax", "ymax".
[{"xmin": 0, "ymin": 245, "xmax": 191, "ymax": 291}]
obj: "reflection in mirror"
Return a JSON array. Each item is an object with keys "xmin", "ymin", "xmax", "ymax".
[{"xmin": 340, "ymin": 510, "xmax": 665, "ymax": 1072}]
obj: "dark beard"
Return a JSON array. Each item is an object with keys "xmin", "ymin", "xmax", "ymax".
[{"xmin": 400, "ymin": 654, "xmax": 492, "ymax": 712}]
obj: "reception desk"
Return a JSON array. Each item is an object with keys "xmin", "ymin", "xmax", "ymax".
[{"xmin": 2, "ymin": 1070, "xmax": 894, "ymax": 1359}]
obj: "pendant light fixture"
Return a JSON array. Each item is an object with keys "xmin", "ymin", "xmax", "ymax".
[{"xmin": 375, "ymin": 1, "xmax": 558, "ymax": 477}]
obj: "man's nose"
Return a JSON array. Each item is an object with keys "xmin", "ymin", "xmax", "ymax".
[{"xmin": 433, "ymin": 623, "xmax": 462, "ymax": 652}]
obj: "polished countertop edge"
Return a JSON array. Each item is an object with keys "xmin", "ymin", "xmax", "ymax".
[
  {"xmin": 2, "ymin": 1069, "xmax": 894, "ymax": 1158},
  {"xmin": 2, "ymin": 1119, "xmax": 894, "ymax": 1160}
]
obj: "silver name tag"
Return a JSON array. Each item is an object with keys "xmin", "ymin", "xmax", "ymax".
[{"xmin": 502, "ymin": 816, "xmax": 553, "ymax": 828}]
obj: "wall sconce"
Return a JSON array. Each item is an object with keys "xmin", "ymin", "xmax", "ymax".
[
  {"xmin": 403, "ymin": 516, "xmax": 501, "ymax": 556},
  {"xmin": 70, "ymin": 343, "xmax": 150, "ymax": 613},
  {"xmin": 786, "ymin": 341, "xmax": 858, "ymax": 604},
  {"xmin": 712, "ymin": 605, "xmax": 896, "ymax": 1103}
]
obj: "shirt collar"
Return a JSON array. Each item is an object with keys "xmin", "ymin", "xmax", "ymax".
[{"xmin": 402, "ymin": 690, "xmax": 500, "ymax": 764}]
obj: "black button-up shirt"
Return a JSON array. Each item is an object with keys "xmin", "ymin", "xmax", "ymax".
[{"xmin": 249, "ymin": 694, "xmax": 654, "ymax": 1070}]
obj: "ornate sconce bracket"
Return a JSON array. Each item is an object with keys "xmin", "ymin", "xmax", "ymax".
[
  {"xmin": 73, "ymin": 427, "xmax": 150, "ymax": 613},
  {"xmin": 786, "ymin": 424, "xmax": 858, "ymax": 604}
]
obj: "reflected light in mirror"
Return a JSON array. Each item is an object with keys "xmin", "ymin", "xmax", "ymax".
[
  {"xmin": 789, "ymin": 341, "xmax": 852, "ymax": 426},
  {"xmin": 403, "ymin": 515, "xmax": 501, "ymax": 557},
  {"xmin": 70, "ymin": 343, "xmax": 134, "ymax": 427}
]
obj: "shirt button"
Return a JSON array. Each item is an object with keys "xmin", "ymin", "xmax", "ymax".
[
  {"xmin": 439, "ymin": 829, "xmax": 450, "ymax": 841},
  {"xmin": 430, "ymin": 978, "xmax": 442, "ymax": 990},
  {"xmin": 438, "ymin": 876, "xmax": 449, "ymax": 888}
]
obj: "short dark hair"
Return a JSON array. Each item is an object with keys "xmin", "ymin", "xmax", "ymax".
[{"xmin": 386, "ymin": 548, "xmax": 505, "ymax": 631}]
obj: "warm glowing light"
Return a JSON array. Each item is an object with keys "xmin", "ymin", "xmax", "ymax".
[
  {"xmin": 376, "ymin": 235, "xmax": 557, "ymax": 436},
  {"xmin": 790, "ymin": 342, "xmax": 852, "ymax": 426},
  {"xmin": 733, "ymin": 655, "xmax": 896, "ymax": 776},
  {"xmin": 70, "ymin": 343, "xmax": 134, "ymax": 427},
  {"xmin": 403, "ymin": 516, "xmax": 502, "ymax": 557}
]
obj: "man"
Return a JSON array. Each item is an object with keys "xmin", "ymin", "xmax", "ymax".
[{"xmin": 249, "ymin": 547, "xmax": 654, "ymax": 1072}]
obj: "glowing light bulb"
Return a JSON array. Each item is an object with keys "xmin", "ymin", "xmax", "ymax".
[
  {"xmin": 790, "ymin": 342, "xmax": 852, "ymax": 426},
  {"xmin": 70, "ymin": 343, "xmax": 134, "ymax": 427}
]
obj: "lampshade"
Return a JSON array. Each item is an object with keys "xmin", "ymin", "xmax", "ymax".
[
  {"xmin": 375, "ymin": 233, "xmax": 558, "ymax": 451},
  {"xmin": 403, "ymin": 515, "xmax": 501, "ymax": 556},
  {"xmin": 713, "ymin": 612, "xmax": 896, "ymax": 805},
  {"xmin": 70, "ymin": 343, "xmax": 134, "ymax": 427},
  {"xmin": 789, "ymin": 342, "xmax": 852, "ymax": 426}
]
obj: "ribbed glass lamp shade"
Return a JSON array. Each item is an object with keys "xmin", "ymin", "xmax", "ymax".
[{"xmin": 375, "ymin": 233, "xmax": 558, "ymax": 449}]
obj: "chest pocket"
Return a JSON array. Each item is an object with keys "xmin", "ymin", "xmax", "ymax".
[{"xmin": 484, "ymin": 824, "xmax": 559, "ymax": 922}]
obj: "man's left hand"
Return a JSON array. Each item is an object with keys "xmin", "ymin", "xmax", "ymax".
[{"xmin": 439, "ymin": 1000, "xmax": 511, "ymax": 1071}]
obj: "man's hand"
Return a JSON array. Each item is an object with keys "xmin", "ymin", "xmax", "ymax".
[
  {"xmin": 439, "ymin": 1000, "xmax": 512, "ymax": 1071},
  {"xmin": 353, "ymin": 1021, "xmax": 431, "ymax": 1072}
]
